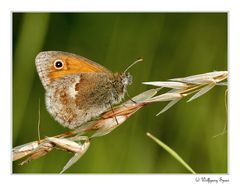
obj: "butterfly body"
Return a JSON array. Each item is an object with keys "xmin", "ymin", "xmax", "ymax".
[{"xmin": 35, "ymin": 51, "xmax": 132, "ymax": 129}]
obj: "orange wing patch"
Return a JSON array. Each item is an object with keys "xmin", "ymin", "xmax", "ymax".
[{"xmin": 48, "ymin": 54, "xmax": 111, "ymax": 82}]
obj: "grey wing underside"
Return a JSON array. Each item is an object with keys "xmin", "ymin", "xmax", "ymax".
[{"xmin": 46, "ymin": 73, "xmax": 113, "ymax": 129}]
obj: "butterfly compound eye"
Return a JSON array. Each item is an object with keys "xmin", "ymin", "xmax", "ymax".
[{"xmin": 53, "ymin": 59, "xmax": 64, "ymax": 69}]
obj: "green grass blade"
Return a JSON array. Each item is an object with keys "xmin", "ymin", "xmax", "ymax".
[{"xmin": 146, "ymin": 132, "xmax": 196, "ymax": 174}]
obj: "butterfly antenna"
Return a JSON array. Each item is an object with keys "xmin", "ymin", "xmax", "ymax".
[{"xmin": 124, "ymin": 58, "xmax": 143, "ymax": 74}]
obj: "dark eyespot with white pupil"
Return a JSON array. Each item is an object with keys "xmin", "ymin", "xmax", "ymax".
[{"xmin": 54, "ymin": 60, "xmax": 64, "ymax": 69}]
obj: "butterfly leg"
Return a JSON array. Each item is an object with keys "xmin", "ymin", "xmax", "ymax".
[
  {"xmin": 109, "ymin": 102, "xmax": 119, "ymax": 125},
  {"xmin": 126, "ymin": 90, "xmax": 137, "ymax": 104}
]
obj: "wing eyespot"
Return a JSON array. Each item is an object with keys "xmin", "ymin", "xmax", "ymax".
[{"xmin": 53, "ymin": 59, "xmax": 64, "ymax": 70}]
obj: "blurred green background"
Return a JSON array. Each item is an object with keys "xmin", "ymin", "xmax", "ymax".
[{"xmin": 13, "ymin": 13, "xmax": 227, "ymax": 173}]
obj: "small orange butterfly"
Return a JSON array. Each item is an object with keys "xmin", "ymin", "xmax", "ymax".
[{"xmin": 35, "ymin": 51, "xmax": 137, "ymax": 129}]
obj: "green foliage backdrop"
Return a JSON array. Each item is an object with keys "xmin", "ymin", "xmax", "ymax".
[{"xmin": 13, "ymin": 13, "xmax": 227, "ymax": 173}]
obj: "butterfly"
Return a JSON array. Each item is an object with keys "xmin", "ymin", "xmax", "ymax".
[{"xmin": 35, "ymin": 51, "xmax": 134, "ymax": 129}]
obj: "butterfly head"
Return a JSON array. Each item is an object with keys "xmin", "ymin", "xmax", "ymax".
[
  {"xmin": 120, "ymin": 58, "xmax": 142, "ymax": 89},
  {"xmin": 112, "ymin": 72, "xmax": 133, "ymax": 101},
  {"xmin": 121, "ymin": 72, "xmax": 132, "ymax": 86}
]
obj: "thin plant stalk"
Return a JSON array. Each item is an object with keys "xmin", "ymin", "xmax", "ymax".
[{"xmin": 146, "ymin": 132, "xmax": 196, "ymax": 174}]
